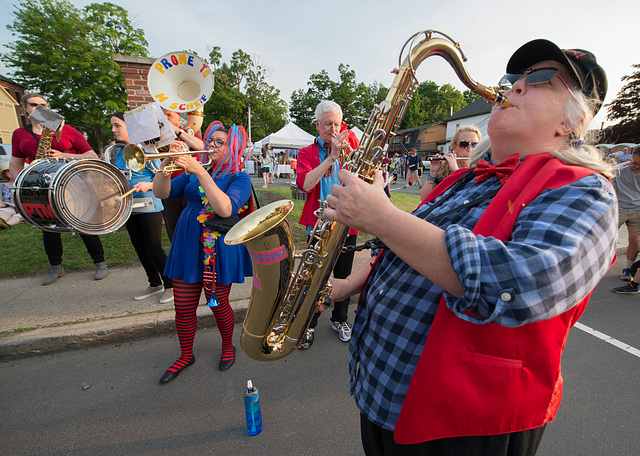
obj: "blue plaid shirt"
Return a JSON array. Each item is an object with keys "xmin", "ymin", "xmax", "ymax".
[{"xmin": 349, "ymin": 166, "xmax": 617, "ymax": 431}]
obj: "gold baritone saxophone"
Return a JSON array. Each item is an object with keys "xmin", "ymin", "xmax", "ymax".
[{"xmin": 224, "ymin": 30, "xmax": 511, "ymax": 361}]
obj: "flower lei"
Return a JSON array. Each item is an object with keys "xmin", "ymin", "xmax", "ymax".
[{"xmin": 197, "ymin": 180, "xmax": 249, "ymax": 306}]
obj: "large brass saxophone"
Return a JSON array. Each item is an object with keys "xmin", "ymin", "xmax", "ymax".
[{"xmin": 224, "ymin": 30, "xmax": 512, "ymax": 361}]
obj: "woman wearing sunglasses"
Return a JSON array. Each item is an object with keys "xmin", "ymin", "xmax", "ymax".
[
  {"xmin": 324, "ymin": 39, "xmax": 615, "ymax": 454},
  {"xmin": 10, "ymin": 93, "xmax": 108, "ymax": 285},
  {"xmin": 421, "ymin": 125, "xmax": 482, "ymax": 199},
  {"xmin": 153, "ymin": 121, "xmax": 253, "ymax": 383}
]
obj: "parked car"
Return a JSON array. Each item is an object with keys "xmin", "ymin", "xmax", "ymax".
[{"xmin": 0, "ymin": 144, "xmax": 12, "ymax": 182}]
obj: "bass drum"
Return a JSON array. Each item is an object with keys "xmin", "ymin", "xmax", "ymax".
[{"xmin": 13, "ymin": 158, "xmax": 132, "ymax": 235}]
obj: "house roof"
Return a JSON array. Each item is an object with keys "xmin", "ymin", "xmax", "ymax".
[
  {"xmin": 0, "ymin": 74, "xmax": 23, "ymax": 87},
  {"xmin": 445, "ymin": 98, "xmax": 492, "ymax": 122},
  {"xmin": 397, "ymin": 120, "xmax": 445, "ymax": 135}
]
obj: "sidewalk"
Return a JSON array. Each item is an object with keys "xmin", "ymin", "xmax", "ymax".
[
  {"xmin": 0, "ymin": 174, "xmax": 627, "ymax": 361},
  {"xmin": 0, "ymin": 248, "xmax": 373, "ymax": 361}
]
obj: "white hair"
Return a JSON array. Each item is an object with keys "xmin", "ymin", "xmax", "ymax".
[
  {"xmin": 470, "ymin": 89, "xmax": 613, "ymax": 178},
  {"xmin": 315, "ymin": 100, "xmax": 342, "ymax": 121}
]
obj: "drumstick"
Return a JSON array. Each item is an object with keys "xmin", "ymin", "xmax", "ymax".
[{"xmin": 114, "ymin": 188, "xmax": 135, "ymax": 202}]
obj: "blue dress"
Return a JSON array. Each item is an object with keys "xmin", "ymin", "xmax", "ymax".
[{"xmin": 164, "ymin": 171, "xmax": 253, "ymax": 284}]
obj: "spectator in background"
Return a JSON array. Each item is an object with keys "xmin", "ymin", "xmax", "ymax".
[
  {"xmin": 403, "ymin": 148, "xmax": 422, "ymax": 188},
  {"xmin": 617, "ymin": 146, "xmax": 632, "ymax": 163},
  {"xmin": 611, "ymin": 146, "xmax": 640, "ymax": 292}
]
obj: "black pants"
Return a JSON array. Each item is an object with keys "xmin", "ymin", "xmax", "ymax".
[
  {"xmin": 162, "ymin": 195, "xmax": 187, "ymax": 242},
  {"xmin": 360, "ymin": 414, "xmax": 546, "ymax": 456},
  {"xmin": 126, "ymin": 212, "xmax": 172, "ymax": 289},
  {"xmin": 309, "ymin": 233, "xmax": 357, "ymax": 327},
  {"xmin": 42, "ymin": 230, "xmax": 104, "ymax": 266}
]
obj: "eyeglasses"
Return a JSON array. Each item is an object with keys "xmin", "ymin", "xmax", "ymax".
[
  {"xmin": 318, "ymin": 121, "xmax": 341, "ymax": 130},
  {"xmin": 27, "ymin": 102, "xmax": 49, "ymax": 108},
  {"xmin": 499, "ymin": 67, "xmax": 577, "ymax": 102},
  {"xmin": 455, "ymin": 140, "xmax": 478, "ymax": 149},
  {"xmin": 208, "ymin": 138, "xmax": 226, "ymax": 148}
]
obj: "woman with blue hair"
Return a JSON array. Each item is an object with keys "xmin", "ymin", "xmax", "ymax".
[{"xmin": 153, "ymin": 121, "xmax": 253, "ymax": 383}]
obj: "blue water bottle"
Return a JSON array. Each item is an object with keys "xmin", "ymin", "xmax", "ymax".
[{"xmin": 244, "ymin": 380, "xmax": 263, "ymax": 436}]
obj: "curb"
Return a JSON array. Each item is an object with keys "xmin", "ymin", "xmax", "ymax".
[{"xmin": 0, "ymin": 300, "xmax": 248, "ymax": 362}]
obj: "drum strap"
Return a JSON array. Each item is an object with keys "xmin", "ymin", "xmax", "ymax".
[{"xmin": 25, "ymin": 125, "xmax": 72, "ymax": 154}]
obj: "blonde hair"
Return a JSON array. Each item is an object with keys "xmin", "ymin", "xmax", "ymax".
[
  {"xmin": 437, "ymin": 126, "xmax": 482, "ymax": 180},
  {"xmin": 451, "ymin": 125, "xmax": 482, "ymax": 147},
  {"xmin": 470, "ymin": 90, "xmax": 613, "ymax": 178}
]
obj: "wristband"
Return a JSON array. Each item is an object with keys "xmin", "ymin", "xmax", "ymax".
[
  {"xmin": 177, "ymin": 130, "xmax": 182, "ymax": 138},
  {"xmin": 428, "ymin": 171, "xmax": 436, "ymax": 179}
]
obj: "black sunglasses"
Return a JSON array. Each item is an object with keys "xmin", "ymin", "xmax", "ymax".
[
  {"xmin": 499, "ymin": 67, "xmax": 560, "ymax": 90},
  {"xmin": 499, "ymin": 67, "xmax": 577, "ymax": 101},
  {"xmin": 456, "ymin": 140, "xmax": 478, "ymax": 149}
]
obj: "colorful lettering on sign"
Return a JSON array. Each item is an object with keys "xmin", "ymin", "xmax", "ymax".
[
  {"xmin": 23, "ymin": 203, "xmax": 55, "ymax": 219},
  {"xmin": 251, "ymin": 245, "xmax": 288, "ymax": 265},
  {"xmin": 253, "ymin": 276, "xmax": 261, "ymax": 290},
  {"xmin": 154, "ymin": 54, "xmax": 201, "ymax": 74},
  {"xmin": 169, "ymin": 94, "xmax": 209, "ymax": 111}
]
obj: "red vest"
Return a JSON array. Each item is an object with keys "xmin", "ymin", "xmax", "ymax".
[{"xmin": 393, "ymin": 153, "xmax": 598, "ymax": 444}]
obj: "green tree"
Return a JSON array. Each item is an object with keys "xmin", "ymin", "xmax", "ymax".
[
  {"xmin": 603, "ymin": 64, "xmax": 640, "ymax": 143},
  {"xmin": 400, "ymin": 81, "xmax": 468, "ymax": 129},
  {"xmin": 203, "ymin": 50, "xmax": 287, "ymax": 142},
  {"xmin": 290, "ymin": 64, "xmax": 379, "ymax": 135},
  {"xmin": 2, "ymin": 0, "xmax": 148, "ymax": 151}
]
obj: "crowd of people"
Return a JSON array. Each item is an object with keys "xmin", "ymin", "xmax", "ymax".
[{"xmin": 5, "ymin": 35, "xmax": 629, "ymax": 455}]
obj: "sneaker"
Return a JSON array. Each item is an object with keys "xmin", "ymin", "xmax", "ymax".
[
  {"xmin": 612, "ymin": 283, "xmax": 640, "ymax": 294},
  {"xmin": 298, "ymin": 328, "xmax": 314, "ymax": 349},
  {"xmin": 159, "ymin": 288, "xmax": 174, "ymax": 304},
  {"xmin": 332, "ymin": 321, "xmax": 352, "ymax": 342},
  {"xmin": 621, "ymin": 268, "xmax": 633, "ymax": 281},
  {"xmin": 134, "ymin": 285, "xmax": 164, "ymax": 301}
]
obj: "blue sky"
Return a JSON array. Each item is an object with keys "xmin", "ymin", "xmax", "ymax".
[{"xmin": 1, "ymin": 0, "xmax": 637, "ymax": 129}]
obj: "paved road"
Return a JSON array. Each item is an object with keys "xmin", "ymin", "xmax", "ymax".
[
  {"xmin": 1, "ymin": 256, "xmax": 639, "ymax": 455},
  {"xmin": 1, "ymin": 172, "xmax": 638, "ymax": 455}
]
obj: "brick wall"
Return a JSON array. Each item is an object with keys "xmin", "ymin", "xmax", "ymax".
[{"xmin": 112, "ymin": 55, "xmax": 156, "ymax": 109}]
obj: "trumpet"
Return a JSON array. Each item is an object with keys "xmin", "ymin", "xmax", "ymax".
[{"xmin": 123, "ymin": 143, "xmax": 212, "ymax": 174}]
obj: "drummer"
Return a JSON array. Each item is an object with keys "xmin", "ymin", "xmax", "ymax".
[{"xmin": 10, "ymin": 93, "xmax": 108, "ymax": 285}]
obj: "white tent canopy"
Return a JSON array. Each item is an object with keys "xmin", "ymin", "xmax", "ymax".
[
  {"xmin": 350, "ymin": 126, "xmax": 364, "ymax": 142},
  {"xmin": 252, "ymin": 122, "xmax": 314, "ymax": 154}
]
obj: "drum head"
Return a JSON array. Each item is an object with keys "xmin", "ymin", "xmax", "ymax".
[{"xmin": 54, "ymin": 160, "xmax": 132, "ymax": 234}]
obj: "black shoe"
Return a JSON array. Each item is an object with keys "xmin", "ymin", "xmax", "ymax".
[
  {"xmin": 159, "ymin": 356, "xmax": 195, "ymax": 384},
  {"xmin": 219, "ymin": 346, "xmax": 236, "ymax": 371}
]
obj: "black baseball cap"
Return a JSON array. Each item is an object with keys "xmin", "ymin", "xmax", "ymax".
[{"xmin": 506, "ymin": 39, "xmax": 607, "ymax": 112}]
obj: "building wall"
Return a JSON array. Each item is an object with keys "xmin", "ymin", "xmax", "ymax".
[
  {"xmin": 112, "ymin": 55, "xmax": 156, "ymax": 109},
  {"xmin": 441, "ymin": 114, "xmax": 490, "ymax": 154},
  {"xmin": 391, "ymin": 123, "xmax": 446, "ymax": 158},
  {"xmin": 0, "ymin": 77, "xmax": 26, "ymax": 142},
  {"xmin": 0, "ymin": 86, "xmax": 19, "ymax": 144}
]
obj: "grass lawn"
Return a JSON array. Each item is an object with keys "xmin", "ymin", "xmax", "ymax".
[{"xmin": 1, "ymin": 187, "xmax": 420, "ymax": 278}]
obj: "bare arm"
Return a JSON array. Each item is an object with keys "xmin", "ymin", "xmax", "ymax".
[
  {"xmin": 178, "ymin": 130, "xmax": 205, "ymax": 151},
  {"xmin": 8, "ymin": 156, "xmax": 26, "ymax": 185}
]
